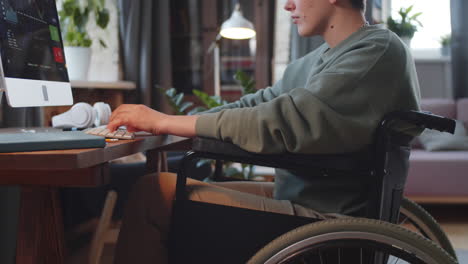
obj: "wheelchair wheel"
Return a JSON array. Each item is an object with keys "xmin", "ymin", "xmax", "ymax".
[
  {"xmin": 248, "ymin": 218, "xmax": 457, "ymax": 264},
  {"xmin": 399, "ymin": 197, "xmax": 457, "ymax": 259}
]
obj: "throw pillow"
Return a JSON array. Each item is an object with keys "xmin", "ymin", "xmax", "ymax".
[{"xmin": 418, "ymin": 120, "xmax": 468, "ymax": 151}]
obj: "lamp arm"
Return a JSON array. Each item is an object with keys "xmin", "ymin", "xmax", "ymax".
[{"xmin": 206, "ymin": 34, "xmax": 222, "ymax": 54}]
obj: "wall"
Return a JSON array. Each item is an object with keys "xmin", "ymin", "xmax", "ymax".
[
  {"xmin": 273, "ymin": 1, "xmax": 290, "ymax": 83},
  {"xmin": 415, "ymin": 57, "xmax": 453, "ymax": 98}
]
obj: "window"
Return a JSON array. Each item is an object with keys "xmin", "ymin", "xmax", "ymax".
[
  {"xmin": 169, "ymin": 0, "xmax": 274, "ymax": 99},
  {"xmin": 391, "ymin": 0, "xmax": 451, "ymax": 50}
]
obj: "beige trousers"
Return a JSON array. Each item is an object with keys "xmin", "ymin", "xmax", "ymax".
[{"xmin": 114, "ymin": 172, "xmax": 327, "ymax": 264}]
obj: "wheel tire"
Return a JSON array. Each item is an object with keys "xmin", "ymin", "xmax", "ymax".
[
  {"xmin": 400, "ymin": 197, "xmax": 458, "ymax": 259},
  {"xmin": 248, "ymin": 218, "xmax": 457, "ymax": 264}
]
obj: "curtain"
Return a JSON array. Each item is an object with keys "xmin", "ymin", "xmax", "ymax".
[
  {"xmin": 289, "ymin": 0, "xmax": 374, "ymax": 60},
  {"xmin": 450, "ymin": 0, "xmax": 468, "ymax": 99},
  {"xmin": 117, "ymin": 0, "xmax": 172, "ymax": 111}
]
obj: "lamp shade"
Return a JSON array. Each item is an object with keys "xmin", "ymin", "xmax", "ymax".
[{"xmin": 220, "ymin": 4, "xmax": 256, "ymax": 40}]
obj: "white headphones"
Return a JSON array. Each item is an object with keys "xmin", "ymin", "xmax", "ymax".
[{"xmin": 52, "ymin": 102, "xmax": 112, "ymax": 129}]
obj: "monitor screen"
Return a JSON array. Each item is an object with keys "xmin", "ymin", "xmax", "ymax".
[
  {"xmin": 0, "ymin": 0, "xmax": 72, "ymax": 107},
  {"xmin": 0, "ymin": 0, "xmax": 68, "ymax": 82}
]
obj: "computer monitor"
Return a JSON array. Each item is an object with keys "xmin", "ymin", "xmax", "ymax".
[{"xmin": 0, "ymin": 0, "xmax": 73, "ymax": 107}]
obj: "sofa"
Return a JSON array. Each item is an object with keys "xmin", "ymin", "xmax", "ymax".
[{"xmin": 404, "ymin": 98, "xmax": 468, "ymax": 203}]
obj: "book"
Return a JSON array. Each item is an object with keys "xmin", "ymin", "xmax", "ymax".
[{"xmin": 0, "ymin": 131, "xmax": 106, "ymax": 153}]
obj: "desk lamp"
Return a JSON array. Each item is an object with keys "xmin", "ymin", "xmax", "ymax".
[{"xmin": 209, "ymin": 3, "xmax": 256, "ymax": 96}]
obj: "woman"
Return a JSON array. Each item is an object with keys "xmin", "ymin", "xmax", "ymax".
[{"xmin": 109, "ymin": 0, "xmax": 421, "ymax": 263}]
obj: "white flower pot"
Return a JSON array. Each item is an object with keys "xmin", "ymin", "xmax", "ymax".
[
  {"xmin": 401, "ymin": 37, "xmax": 412, "ymax": 47},
  {"xmin": 64, "ymin": 46, "xmax": 91, "ymax": 80}
]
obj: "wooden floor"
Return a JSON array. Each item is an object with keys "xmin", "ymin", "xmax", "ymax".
[
  {"xmin": 65, "ymin": 203, "xmax": 468, "ymax": 264},
  {"xmin": 423, "ymin": 204, "xmax": 468, "ymax": 250}
]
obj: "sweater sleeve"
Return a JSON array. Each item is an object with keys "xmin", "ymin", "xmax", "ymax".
[{"xmin": 196, "ymin": 33, "xmax": 414, "ymax": 154}]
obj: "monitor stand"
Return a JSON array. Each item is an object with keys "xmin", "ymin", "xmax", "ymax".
[{"xmin": 0, "ymin": 89, "xmax": 43, "ymax": 128}]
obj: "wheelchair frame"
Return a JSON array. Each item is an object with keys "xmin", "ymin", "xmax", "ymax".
[{"xmin": 168, "ymin": 111, "xmax": 456, "ymax": 264}]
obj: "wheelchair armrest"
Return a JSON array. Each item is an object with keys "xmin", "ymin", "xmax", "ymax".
[
  {"xmin": 382, "ymin": 110, "xmax": 456, "ymax": 134},
  {"xmin": 175, "ymin": 137, "xmax": 373, "ymax": 201},
  {"xmin": 191, "ymin": 137, "xmax": 372, "ymax": 173}
]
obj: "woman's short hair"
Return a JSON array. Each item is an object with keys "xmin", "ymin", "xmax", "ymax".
[{"xmin": 350, "ymin": 0, "xmax": 365, "ymax": 10}]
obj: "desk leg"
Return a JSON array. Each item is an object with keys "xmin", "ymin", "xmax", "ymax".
[{"xmin": 16, "ymin": 187, "xmax": 65, "ymax": 264}]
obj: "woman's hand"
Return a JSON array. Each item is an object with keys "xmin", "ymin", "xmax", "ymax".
[{"xmin": 107, "ymin": 104, "xmax": 200, "ymax": 137}]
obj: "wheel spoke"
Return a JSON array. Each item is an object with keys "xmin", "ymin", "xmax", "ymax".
[
  {"xmin": 360, "ymin": 248, "xmax": 362, "ymax": 264},
  {"xmin": 399, "ymin": 216, "xmax": 409, "ymax": 226},
  {"xmin": 254, "ymin": 218, "xmax": 453, "ymax": 264}
]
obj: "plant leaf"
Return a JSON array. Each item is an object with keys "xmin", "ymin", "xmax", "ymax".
[
  {"xmin": 179, "ymin": 101, "xmax": 193, "ymax": 113},
  {"xmin": 96, "ymin": 9, "xmax": 110, "ymax": 29},
  {"xmin": 83, "ymin": 38, "xmax": 92, "ymax": 47},
  {"xmin": 99, "ymin": 39, "xmax": 107, "ymax": 48},
  {"xmin": 187, "ymin": 106, "xmax": 207, "ymax": 115},
  {"xmin": 165, "ymin": 88, "xmax": 177, "ymax": 98},
  {"xmin": 234, "ymin": 70, "xmax": 256, "ymax": 95},
  {"xmin": 174, "ymin": 93, "xmax": 184, "ymax": 106},
  {"xmin": 193, "ymin": 89, "xmax": 224, "ymax": 108},
  {"xmin": 224, "ymin": 167, "xmax": 242, "ymax": 178},
  {"xmin": 406, "ymin": 5, "xmax": 413, "ymax": 14},
  {"xmin": 196, "ymin": 159, "xmax": 212, "ymax": 168},
  {"xmin": 62, "ymin": 0, "xmax": 75, "ymax": 16}
]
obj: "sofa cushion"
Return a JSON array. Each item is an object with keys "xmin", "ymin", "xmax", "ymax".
[
  {"xmin": 457, "ymin": 98, "xmax": 468, "ymax": 130},
  {"xmin": 420, "ymin": 98, "xmax": 456, "ymax": 119},
  {"xmin": 418, "ymin": 120, "xmax": 468, "ymax": 151},
  {"xmin": 405, "ymin": 150, "xmax": 468, "ymax": 197}
]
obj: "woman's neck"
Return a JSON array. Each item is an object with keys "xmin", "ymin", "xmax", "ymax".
[{"xmin": 322, "ymin": 10, "xmax": 367, "ymax": 48}]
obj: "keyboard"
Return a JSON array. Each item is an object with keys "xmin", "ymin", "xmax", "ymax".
[{"xmin": 84, "ymin": 125, "xmax": 135, "ymax": 139}]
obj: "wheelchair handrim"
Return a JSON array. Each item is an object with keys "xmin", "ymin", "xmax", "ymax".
[
  {"xmin": 400, "ymin": 205, "xmax": 440, "ymax": 243},
  {"xmin": 264, "ymin": 231, "xmax": 437, "ymax": 264}
]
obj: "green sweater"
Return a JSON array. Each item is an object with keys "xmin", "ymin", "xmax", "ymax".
[{"xmin": 195, "ymin": 25, "xmax": 421, "ymax": 215}]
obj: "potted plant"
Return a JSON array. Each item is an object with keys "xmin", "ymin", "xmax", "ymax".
[
  {"xmin": 387, "ymin": 5, "xmax": 422, "ymax": 47},
  {"xmin": 58, "ymin": 0, "xmax": 110, "ymax": 80},
  {"xmin": 439, "ymin": 34, "xmax": 451, "ymax": 57}
]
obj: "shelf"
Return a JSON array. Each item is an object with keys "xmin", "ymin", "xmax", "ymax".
[
  {"xmin": 414, "ymin": 57, "xmax": 451, "ymax": 63},
  {"xmin": 172, "ymin": 34, "xmax": 202, "ymax": 39},
  {"xmin": 221, "ymin": 56, "xmax": 254, "ymax": 62},
  {"xmin": 70, "ymin": 80, "xmax": 136, "ymax": 90},
  {"xmin": 221, "ymin": 85, "xmax": 242, "ymax": 91}
]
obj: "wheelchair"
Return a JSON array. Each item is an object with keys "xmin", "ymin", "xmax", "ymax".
[{"xmin": 168, "ymin": 111, "xmax": 459, "ymax": 264}]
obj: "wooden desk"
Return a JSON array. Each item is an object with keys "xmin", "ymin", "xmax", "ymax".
[{"xmin": 0, "ymin": 134, "xmax": 191, "ymax": 264}]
